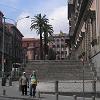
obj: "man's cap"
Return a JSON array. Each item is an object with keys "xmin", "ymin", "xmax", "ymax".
[
  {"xmin": 32, "ymin": 71, "xmax": 36, "ymax": 75},
  {"xmin": 33, "ymin": 70, "xmax": 35, "ymax": 73},
  {"xmin": 23, "ymin": 72, "xmax": 26, "ymax": 74}
]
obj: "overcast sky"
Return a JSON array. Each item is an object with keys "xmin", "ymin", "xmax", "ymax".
[{"xmin": 0, "ymin": 0, "xmax": 69, "ymax": 38}]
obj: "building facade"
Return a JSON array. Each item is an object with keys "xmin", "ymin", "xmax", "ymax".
[
  {"xmin": 49, "ymin": 32, "xmax": 70, "ymax": 60},
  {"xmin": 68, "ymin": 0, "xmax": 100, "ymax": 77},
  {"xmin": 0, "ymin": 11, "xmax": 23, "ymax": 74},
  {"xmin": 0, "ymin": 17, "xmax": 12, "ymax": 73},
  {"xmin": 7, "ymin": 23, "xmax": 24, "ymax": 64},
  {"xmin": 22, "ymin": 38, "xmax": 40, "ymax": 61}
]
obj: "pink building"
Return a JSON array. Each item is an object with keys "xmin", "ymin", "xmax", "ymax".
[{"xmin": 22, "ymin": 38, "xmax": 40, "ymax": 61}]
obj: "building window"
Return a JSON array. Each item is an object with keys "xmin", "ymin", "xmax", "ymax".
[
  {"xmin": 57, "ymin": 44, "xmax": 60, "ymax": 48},
  {"xmin": 27, "ymin": 43, "xmax": 29, "ymax": 47},
  {"xmin": 65, "ymin": 51, "xmax": 67, "ymax": 55},
  {"xmin": 57, "ymin": 39, "xmax": 59, "ymax": 42},
  {"xmin": 61, "ymin": 39, "xmax": 64, "ymax": 42},
  {"xmin": 0, "ymin": 36, "xmax": 2, "ymax": 48},
  {"xmin": 30, "ymin": 43, "xmax": 33, "ymax": 47},
  {"xmin": 61, "ymin": 51, "xmax": 64, "ymax": 54},
  {"xmin": 53, "ymin": 45, "xmax": 55, "ymax": 48},
  {"xmin": 61, "ymin": 44, "xmax": 64, "ymax": 48},
  {"xmin": 57, "ymin": 48, "xmax": 60, "ymax": 51},
  {"xmin": 57, "ymin": 51, "xmax": 60, "ymax": 54}
]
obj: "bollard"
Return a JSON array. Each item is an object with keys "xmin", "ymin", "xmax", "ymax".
[
  {"xmin": 55, "ymin": 81, "xmax": 59, "ymax": 100},
  {"xmin": 55, "ymin": 81, "xmax": 58, "ymax": 93},
  {"xmin": 9, "ymin": 77, "xmax": 12, "ymax": 86},
  {"xmin": 92, "ymin": 80, "xmax": 96, "ymax": 93},
  {"xmin": 3, "ymin": 89, "xmax": 6, "ymax": 95},
  {"xmin": 55, "ymin": 93, "xmax": 58, "ymax": 100},
  {"xmin": 92, "ymin": 96, "xmax": 95, "ymax": 100},
  {"xmin": 2, "ymin": 77, "xmax": 6, "ymax": 86},
  {"xmin": 73, "ymin": 95, "xmax": 77, "ymax": 100}
]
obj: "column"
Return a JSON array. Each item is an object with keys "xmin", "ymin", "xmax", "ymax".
[
  {"xmin": 85, "ymin": 17, "xmax": 91, "ymax": 61},
  {"xmin": 91, "ymin": 11, "xmax": 96, "ymax": 40}
]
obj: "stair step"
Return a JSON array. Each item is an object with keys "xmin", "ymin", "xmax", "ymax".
[{"xmin": 25, "ymin": 60, "xmax": 94, "ymax": 81}]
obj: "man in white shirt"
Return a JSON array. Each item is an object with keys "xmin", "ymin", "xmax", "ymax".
[{"xmin": 19, "ymin": 72, "xmax": 29, "ymax": 95}]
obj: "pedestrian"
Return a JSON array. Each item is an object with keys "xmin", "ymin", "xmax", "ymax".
[
  {"xmin": 29, "ymin": 70, "xmax": 37, "ymax": 97},
  {"xmin": 19, "ymin": 72, "xmax": 29, "ymax": 95}
]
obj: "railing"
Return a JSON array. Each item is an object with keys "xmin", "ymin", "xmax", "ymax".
[
  {"xmin": 37, "ymin": 80, "xmax": 99, "ymax": 92},
  {"xmin": 36, "ymin": 80, "xmax": 100, "ymax": 100},
  {"xmin": 0, "ymin": 70, "xmax": 22, "ymax": 81}
]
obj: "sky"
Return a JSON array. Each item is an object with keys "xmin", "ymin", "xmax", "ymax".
[{"xmin": 0, "ymin": 0, "xmax": 69, "ymax": 38}]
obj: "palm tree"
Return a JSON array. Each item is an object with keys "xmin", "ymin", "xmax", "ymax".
[
  {"xmin": 43, "ymin": 24, "xmax": 53, "ymax": 56},
  {"xmin": 30, "ymin": 14, "xmax": 48, "ymax": 60}
]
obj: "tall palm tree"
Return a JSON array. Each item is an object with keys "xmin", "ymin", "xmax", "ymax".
[
  {"xmin": 43, "ymin": 24, "xmax": 53, "ymax": 56},
  {"xmin": 30, "ymin": 14, "xmax": 48, "ymax": 60}
]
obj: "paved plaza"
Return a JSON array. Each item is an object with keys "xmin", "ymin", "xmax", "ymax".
[{"xmin": 0, "ymin": 79, "xmax": 100, "ymax": 100}]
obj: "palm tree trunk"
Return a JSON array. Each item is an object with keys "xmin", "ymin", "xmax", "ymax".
[
  {"xmin": 46, "ymin": 33, "xmax": 48, "ymax": 55},
  {"xmin": 40, "ymin": 28, "xmax": 43, "ymax": 60},
  {"xmin": 44, "ymin": 32, "xmax": 48, "ymax": 57}
]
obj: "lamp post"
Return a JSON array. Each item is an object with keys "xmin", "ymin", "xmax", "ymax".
[
  {"xmin": 1, "ymin": 16, "xmax": 6, "ymax": 87},
  {"xmin": 1, "ymin": 16, "xmax": 29, "ymax": 86},
  {"xmin": 15, "ymin": 16, "xmax": 30, "ymax": 27}
]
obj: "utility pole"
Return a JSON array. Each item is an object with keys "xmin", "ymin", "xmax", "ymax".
[
  {"xmin": 1, "ymin": 17, "xmax": 6, "ymax": 95},
  {"xmin": 1, "ymin": 15, "xmax": 30, "ymax": 86},
  {"xmin": 2, "ymin": 17, "xmax": 5, "ymax": 85}
]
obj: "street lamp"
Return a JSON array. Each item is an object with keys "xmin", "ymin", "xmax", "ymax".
[
  {"xmin": 15, "ymin": 16, "xmax": 30, "ymax": 27},
  {"xmin": 1, "ymin": 15, "xmax": 30, "ymax": 86},
  {"xmin": 1, "ymin": 16, "xmax": 6, "ymax": 87},
  {"xmin": 3, "ymin": 16, "xmax": 30, "ymax": 27}
]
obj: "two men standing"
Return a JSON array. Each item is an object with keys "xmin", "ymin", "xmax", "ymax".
[{"xmin": 19, "ymin": 71, "xmax": 37, "ymax": 97}]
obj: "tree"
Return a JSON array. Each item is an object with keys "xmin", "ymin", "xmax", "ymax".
[
  {"xmin": 43, "ymin": 24, "xmax": 53, "ymax": 56},
  {"xmin": 48, "ymin": 48, "xmax": 56, "ymax": 60},
  {"xmin": 30, "ymin": 14, "xmax": 48, "ymax": 60}
]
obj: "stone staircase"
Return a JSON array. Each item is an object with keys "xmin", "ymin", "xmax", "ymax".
[{"xmin": 25, "ymin": 60, "xmax": 94, "ymax": 81}]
